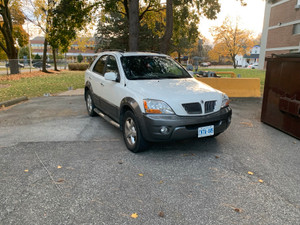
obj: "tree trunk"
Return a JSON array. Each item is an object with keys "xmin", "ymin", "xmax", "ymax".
[
  {"xmin": 8, "ymin": 48, "xmax": 19, "ymax": 74},
  {"xmin": 232, "ymin": 55, "xmax": 237, "ymax": 69},
  {"xmin": 129, "ymin": 0, "xmax": 139, "ymax": 51},
  {"xmin": 52, "ymin": 48, "xmax": 58, "ymax": 71},
  {"xmin": 42, "ymin": 38, "xmax": 48, "ymax": 72},
  {"xmin": 160, "ymin": 0, "xmax": 173, "ymax": 54},
  {"xmin": 178, "ymin": 51, "xmax": 181, "ymax": 63}
]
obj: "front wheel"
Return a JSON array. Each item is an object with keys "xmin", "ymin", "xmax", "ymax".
[{"xmin": 122, "ymin": 111, "xmax": 148, "ymax": 153}]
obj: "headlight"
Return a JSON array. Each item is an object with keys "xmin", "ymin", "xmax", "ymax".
[
  {"xmin": 221, "ymin": 94, "xmax": 230, "ymax": 108},
  {"xmin": 143, "ymin": 99, "xmax": 174, "ymax": 114}
]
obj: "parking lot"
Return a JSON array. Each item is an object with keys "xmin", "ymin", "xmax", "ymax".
[{"xmin": 0, "ymin": 95, "xmax": 299, "ymax": 224}]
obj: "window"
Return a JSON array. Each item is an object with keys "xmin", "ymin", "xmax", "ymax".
[
  {"xmin": 292, "ymin": 23, "xmax": 300, "ymax": 35},
  {"xmin": 105, "ymin": 56, "xmax": 120, "ymax": 82},
  {"xmin": 105, "ymin": 56, "xmax": 119, "ymax": 74},
  {"xmin": 93, "ymin": 55, "xmax": 107, "ymax": 75},
  {"xmin": 121, "ymin": 56, "xmax": 191, "ymax": 80}
]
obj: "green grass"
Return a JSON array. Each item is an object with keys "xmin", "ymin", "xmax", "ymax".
[
  {"xmin": 0, "ymin": 71, "xmax": 85, "ymax": 102},
  {"xmin": 197, "ymin": 67, "xmax": 266, "ymax": 94}
]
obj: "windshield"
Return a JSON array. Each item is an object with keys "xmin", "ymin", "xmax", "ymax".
[{"xmin": 121, "ymin": 56, "xmax": 192, "ymax": 80}]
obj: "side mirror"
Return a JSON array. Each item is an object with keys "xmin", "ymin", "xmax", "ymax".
[{"xmin": 104, "ymin": 72, "xmax": 118, "ymax": 81}]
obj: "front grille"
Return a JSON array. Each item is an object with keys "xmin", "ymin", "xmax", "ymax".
[
  {"xmin": 205, "ymin": 101, "xmax": 216, "ymax": 113},
  {"xmin": 182, "ymin": 102, "xmax": 202, "ymax": 114}
]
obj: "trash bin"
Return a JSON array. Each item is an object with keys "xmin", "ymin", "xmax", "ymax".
[{"xmin": 261, "ymin": 53, "xmax": 300, "ymax": 139}]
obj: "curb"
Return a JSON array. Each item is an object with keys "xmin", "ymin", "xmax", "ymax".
[{"xmin": 0, "ymin": 96, "xmax": 28, "ymax": 108}]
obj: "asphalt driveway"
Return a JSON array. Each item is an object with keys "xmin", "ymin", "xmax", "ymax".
[{"xmin": 0, "ymin": 95, "xmax": 299, "ymax": 224}]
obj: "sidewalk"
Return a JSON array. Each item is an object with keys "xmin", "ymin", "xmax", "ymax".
[{"xmin": 57, "ymin": 88, "xmax": 84, "ymax": 96}]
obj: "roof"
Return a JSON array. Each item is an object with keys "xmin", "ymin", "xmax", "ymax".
[
  {"xmin": 97, "ymin": 51, "xmax": 168, "ymax": 57},
  {"xmin": 244, "ymin": 54, "xmax": 260, "ymax": 59}
]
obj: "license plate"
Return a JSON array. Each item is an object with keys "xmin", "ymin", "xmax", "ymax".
[{"xmin": 198, "ymin": 125, "xmax": 214, "ymax": 138}]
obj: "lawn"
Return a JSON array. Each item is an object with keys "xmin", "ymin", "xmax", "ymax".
[
  {"xmin": 196, "ymin": 67, "xmax": 266, "ymax": 93},
  {"xmin": 0, "ymin": 70, "xmax": 85, "ymax": 102},
  {"xmin": 0, "ymin": 67, "xmax": 266, "ymax": 103}
]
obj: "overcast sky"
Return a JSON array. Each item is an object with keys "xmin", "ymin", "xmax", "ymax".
[{"xmin": 199, "ymin": 0, "xmax": 266, "ymax": 43}]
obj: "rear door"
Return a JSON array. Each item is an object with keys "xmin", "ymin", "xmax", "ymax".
[{"xmin": 90, "ymin": 55, "xmax": 107, "ymax": 109}]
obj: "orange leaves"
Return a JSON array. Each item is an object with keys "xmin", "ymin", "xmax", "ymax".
[
  {"xmin": 0, "ymin": 70, "xmax": 60, "ymax": 81},
  {"xmin": 130, "ymin": 213, "xmax": 138, "ymax": 219},
  {"xmin": 209, "ymin": 16, "xmax": 255, "ymax": 61}
]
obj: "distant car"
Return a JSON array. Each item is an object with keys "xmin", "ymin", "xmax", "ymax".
[
  {"xmin": 5, "ymin": 62, "xmax": 25, "ymax": 68},
  {"xmin": 200, "ymin": 62, "xmax": 210, "ymax": 67},
  {"xmin": 247, "ymin": 63, "xmax": 259, "ymax": 69},
  {"xmin": 32, "ymin": 61, "xmax": 51, "ymax": 68}
]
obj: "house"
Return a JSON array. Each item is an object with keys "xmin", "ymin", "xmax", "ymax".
[
  {"xmin": 259, "ymin": 0, "xmax": 300, "ymax": 69},
  {"xmin": 235, "ymin": 45, "xmax": 260, "ymax": 67},
  {"xmin": 30, "ymin": 36, "xmax": 96, "ymax": 61}
]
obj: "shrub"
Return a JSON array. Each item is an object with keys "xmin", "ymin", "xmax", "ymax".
[
  {"xmin": 68, "ymin": 63, "xmax": 89, "ymax": 71},
  {"xmin": 77, "ymin": 54, "xmax": 83, "ymax": 63}
]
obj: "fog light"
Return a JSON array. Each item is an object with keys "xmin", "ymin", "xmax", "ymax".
[{"xmin": 160, "ymin": 126, "xmax": 169, "ymax": 134}]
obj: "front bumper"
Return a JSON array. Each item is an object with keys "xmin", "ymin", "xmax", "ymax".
[{"xmin": 139, "ymin": 107, "xmax": 232, "ymax": 142}]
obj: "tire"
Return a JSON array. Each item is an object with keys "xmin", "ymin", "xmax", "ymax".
[
  {"xmin": 122, "ymin": 111, "xmax": 148, "ymax": 153},
  {"xmin": 85, "ymin": 91, "xmax": 96, "ymax": 117}
]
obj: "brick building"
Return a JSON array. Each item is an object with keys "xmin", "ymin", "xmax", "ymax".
[
  {"xmin": 30, "ymin": 36, "xmax": 96, "ymax": 61},
  {"xmin": 259, "ymin": 0, "xmax": 300, "ymax": 69}
]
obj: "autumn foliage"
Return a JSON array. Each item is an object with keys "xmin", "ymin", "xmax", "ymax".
[{"xmin": 209, "ymin": 17, "xmax": 254, "ymax": 68}]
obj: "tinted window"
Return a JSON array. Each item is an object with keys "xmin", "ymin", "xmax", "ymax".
[
  {"xmin": 121, "ymin": 56, "xmax": 191, "ymax": 80},
  {"xmin": 93, "ymin": 55, "xmax": 107, "ymax": 75}
]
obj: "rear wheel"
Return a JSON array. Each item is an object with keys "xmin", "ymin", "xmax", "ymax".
[
  {"xmin": 123, "ymin": 111, "xmax": 148, "ymax": 153},
  {"xmin": 85, "ymin": 91, "xmax": 96, "ymax": 117}
]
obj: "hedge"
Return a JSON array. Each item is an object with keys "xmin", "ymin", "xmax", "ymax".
[{"xmin": 68, "ymin": 63, "xmax": 89, "ymax": 71}]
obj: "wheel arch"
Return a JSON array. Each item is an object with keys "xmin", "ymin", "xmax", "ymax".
[{"xmin": 119, "ymin": 97, "xmax": 143, "ymax": 131}]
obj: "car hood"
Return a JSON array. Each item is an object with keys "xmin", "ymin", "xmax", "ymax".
[{"xmin": 126, "ymin": 78, "xmax": 224, "ymax": 116}]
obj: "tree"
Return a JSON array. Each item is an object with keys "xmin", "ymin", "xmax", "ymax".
[
  {"xmin": 24, "ymin": 0, "xmax": 94, "ymax": 71},
  {"xmin": 209, "ymin": 17, "xmax": 254, "ymax": 68},
  {"xmin": 0, "ymin": 0, "xmax": 28, "ymax": 74},
  {"xmin": 129, "ymin": 0, "xmax": 139, "ymax": 51},
  {"xmin": 77, "ymin": 54, "xmax": 83, "ymax": 63},
  {"xmin": 98, "ymin": 0, "xmax": 164, "ymax": 51},
  {"xmin": 49, "ymin": 0, "xmax": 95, "ymax": 70},
  {"xmin": 170, "ymin": 4, "xmax": 199, "ymax": 61}
]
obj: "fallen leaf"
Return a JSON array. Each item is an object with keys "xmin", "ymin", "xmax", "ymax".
[
  {"xmin": 248, "ymin": 171, "xmax": 254, "ymax": 175},
  {"xmin": 56, "ymin": 179, "xmax": 64, "ymax": 183},
  {"xmin": 234, "ymin": 208, "xmax": 242, "ymax": 213},
  {"xmin": 131, "ymin": 213, "xmax": 138, "ymax": 219},
  {"xmin": 158, "ymin": 211, "xmax": 165, "ymax": 217},
  {"xmin": 138, "ymin": 173, "xmax": 144, "ymax": 177},
  {"xmin": 24, "ymin": 169, "xmax": 29, "ymax": 172},
  {"xmin": 215, "ymin": 155, "xmax": 220, "ymax": 159},
  {"xmin": 57, "ymin": 165, "xmax": 62, "ymax": 169},
  {"xmin": 258, "ymin": 179, "xmax": 264, "ymax": 183},
  {"xmin": 159, "ymin": 180, "xmax": 164, "ymax": 184},
  {"xmin": 240, "ymin": 121, "xmax": 253, "ymax": 127},
  {"xmin": 118, "ymin": 161, "xmax": 123, "ymax": 164}
]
